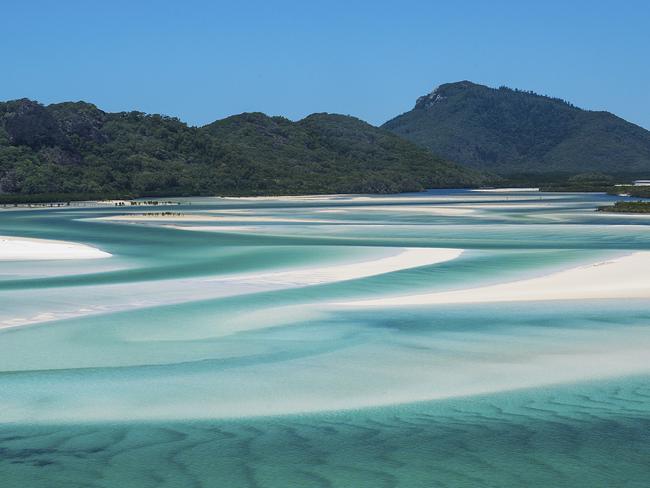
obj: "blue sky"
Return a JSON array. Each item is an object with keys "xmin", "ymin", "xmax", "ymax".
[{"xmin": 2, "ymin": 0, "xmax": 649, "ymax": 128}]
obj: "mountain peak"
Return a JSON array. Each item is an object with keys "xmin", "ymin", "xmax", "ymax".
[
  {"xmin": 414, "ymin": 81, "xmax": 484, "ymax": 109},
  {"xmin": 384, "ymin": 82, "xmax": 650, "ymax": 175}
]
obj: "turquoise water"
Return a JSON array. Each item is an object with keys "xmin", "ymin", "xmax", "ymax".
[
  {"xmin": 3, "ymin": 379, "xmax": 650, "ymax": 487},
  {"xmin": 1, "ymin": 190, "xmax": 650, "ymax": 486}
]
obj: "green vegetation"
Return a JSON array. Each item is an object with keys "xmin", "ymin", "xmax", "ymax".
[
  {"xmin": 0, "ymin": 99, "xmax": 489, "ymax": 201},
  {"xmin": 598, "ymin": 201, "xmax": 650, "ymax": 213},
  {"xmin": 383, "ymin": 81, "xmax": 650, "ymax": 176},
  {"xmin": 539, "ymin": 173, "xmax": 617, "ymax": 192},
  {"xmin": 0, "ymin": 192, "xmax": 137, "ymax": 205},
  {"xmin": 607, "ymin": 186, "xmax": 650, "ymax": 198}
]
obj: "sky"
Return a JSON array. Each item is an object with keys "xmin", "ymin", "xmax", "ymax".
[{"xmin": 2, "ymin": 0, "xmax": 649, "ymax": 128}]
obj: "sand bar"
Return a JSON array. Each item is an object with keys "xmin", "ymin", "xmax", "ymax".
[
  {"xmin": 210, "ymin": 247, "xmax": 463, "ymax": 286},
  {"xmin": 344, "ymin": 205, "xmax": 475, "ymax": 215},
  {"xmin": 0, "ymin": 236, "xmax": 111, "ymax": 261},
  {"xmin": 472, "ymin": 187, "xmax": 540, "ymax": 192},
  {"xmin": 97, "ymin": 214, "xmax": 337, "ymax": 224},
  {"xmin": 340, "ymin": 251, "xmax": 650, "ymax": 307},
  {"xmin": 0, "ymin": 247, "xmax": 462, "ymax": 330}
]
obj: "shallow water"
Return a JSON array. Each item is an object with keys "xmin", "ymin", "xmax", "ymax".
[{"xmin": 1, "ymin": 190, "xmax": 649, "ymax": 486}]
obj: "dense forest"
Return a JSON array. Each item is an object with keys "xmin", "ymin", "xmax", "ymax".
[
  {"xmin": 4, "ymin": 81, "xmax": 649, "ymax": 203},
  {"xmin": 383, "ymin": 81, "xmax": 650, "ymax": 177},
  {"xmin": 0, "ymin": 99, "xmax": 487, "ymax": 201}
]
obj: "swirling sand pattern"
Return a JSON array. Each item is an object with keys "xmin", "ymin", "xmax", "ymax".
[{"xmin": 1, "ymin": 190, "xmax": 650, "ymax": 486}]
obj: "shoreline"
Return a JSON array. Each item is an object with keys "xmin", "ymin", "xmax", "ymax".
[{"xmin": 0, "ymin": 187, "xmax": 555, "ymax": 208}]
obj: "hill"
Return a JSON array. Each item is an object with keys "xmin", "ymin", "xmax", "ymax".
[
  {"xmin": 382, "ymin": 81, "xmax": 650, "ymax": 177},
  {"xmin": 0, "ymin": 99, "xmax": 486, "ymax": 201},
  {"xmin": 203, "ymin": 112, "xmax": 485, "ymax": 194}
]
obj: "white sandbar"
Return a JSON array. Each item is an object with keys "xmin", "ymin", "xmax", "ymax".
[
  {"xmin": 98, "ymin": 214, "xmax": 336, "ymax": 223},
  {"xmin": 472, "ymin": 187, "xmax": 540, "ymax": 192},
  {"xmin": 340, "ymin": 251, "xmax": 650, "ymax": 307},
  {"xmin": 347, "ymin": 205, "xmax": 475, "ymax": 215},
  {"xmin": 211, "ymin": 247, "xmax": 464, "ymax": 286},
  {"xmin": 0, "ymin": 236, "xmax": 111, "ymax": 261}
]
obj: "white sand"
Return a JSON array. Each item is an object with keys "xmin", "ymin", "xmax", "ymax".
[
  {"xmin": 220, "ymin": 193, "xmax": 545, "ymax": 203},
  {"xmin": 0, "ymin": 247, "xmax": 462, "ymax": 330},
  {"xmin": 0, "ymin": 236, "xmax": 111, "ymax": 261},
  {"xmin": 210, "ymin": 247, "xmax": 463, "ymax": 287},
  {"xmin": 89, "ymin": 199, "xmax": 132, "ymax": 205},
  {"xmin": 6, "ymin": 316, "xmax": 649, "ymax": 422},
  {"xmin": 340, "ymin": 251, "xmax": 650, "ymax": 307},
  {"xmin": 218, "ymin": 194, "xmax": 351, "ymax": 201},
  {"xmin": 167, "ymin": 225, "xmax": 261, "ymax": 232},
  {"xmin": 472, "ymin": 187, "xmax": 540, "ymax": 192},
  {"xmin": 454, "ymin": 203, "xmax": 550, "ymax": 210},
  {"xmin": 98, "ymin": 204, "xmax": 476, "ymax": 225},
  {"xmin": 349, "ymin": 205, "xmax": 475, "ymax": 215},
  {"xmin": 98, "ymin": 214, "xmax": 336, "ymax": 223}
]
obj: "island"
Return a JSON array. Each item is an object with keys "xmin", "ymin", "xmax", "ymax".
[{"xmin": 598, "ymin": 201, "xmax": 650, "ymax": 213}]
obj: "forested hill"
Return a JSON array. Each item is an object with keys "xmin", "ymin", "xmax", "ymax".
[
  {"xmin": 0, "ymin": 99, "xmax": 487, "ymax": 200},
  {"xmin": 383, "ymin": 81, "xmax": 650, "ymax": 177}
]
